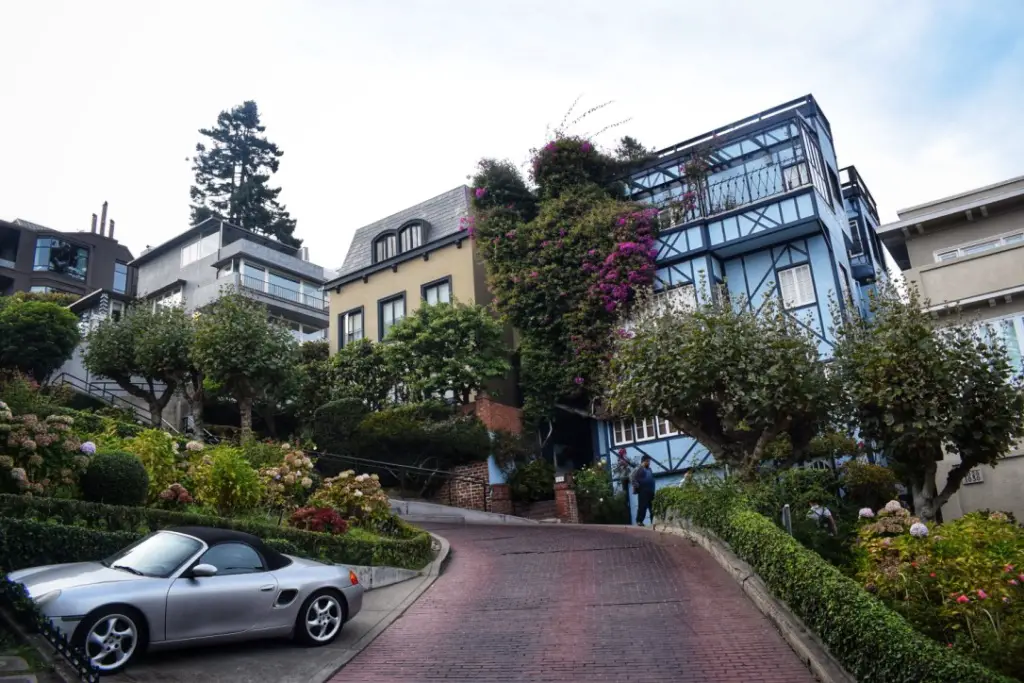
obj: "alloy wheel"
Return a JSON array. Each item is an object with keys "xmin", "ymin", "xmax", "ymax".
[
  {"xmin": 305, "ymin": 594, "xmax": 342, "ymax": 642},
  {"xmin": 84, "ymin": 614, "xmax": 139, "ymax": 672}
]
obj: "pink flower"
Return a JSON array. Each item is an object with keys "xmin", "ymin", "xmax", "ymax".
[
  {"xmin": 956, "ymin": 595, "xmax": 969, "ymax": 604},
  {"xmin": 529, "ymin": 271, "xmax": 539, "ymax": 278},
  {"xmin": 1005, "ymin": 564, "xmax": 1015, "ymax": 573},
  {"xmin": 929, "ymin": 572, "xmax": 937, "ymax": 578},
  {"xmin": 977, "ymin": 589, "xmax": 988, "ymax": 600},
  {"xmin": 474, "ymin": 187, "xmax": 487, "ymax": 200},
  {"xmin": 574, "ymin": 377, "xmax": 584, "ymax": 385},
  {"xmin": 1011, "ymin": 579, "xmax": 1019, "ymax": 586}
]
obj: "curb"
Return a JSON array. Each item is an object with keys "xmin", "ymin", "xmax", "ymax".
[
  {"xmin": 0, "ymin": 607, "xmax": 78, "ymax": 683},
  {"xmin": 653, "ymin": 519, "xmax": 855, "ymax": 683},
  {"xmin": 310, "ymin": 531, "xmax": 451, "ymax": 683}
]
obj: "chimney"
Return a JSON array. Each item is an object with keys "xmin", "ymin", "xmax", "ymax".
[
  {"xmin": 108, "ymin": 219, "xmax": 115, "ymax": 240},
  {"xmin": 300, "ymin": 246, "xmax": 309, "ymax": 261},
  {"xmin": 91, "ymin": 214, "xmax": 98, "ymax": 234},
  {"xmin": 99, "ymin": 201, "xmax": 108, "ymax": 237}
]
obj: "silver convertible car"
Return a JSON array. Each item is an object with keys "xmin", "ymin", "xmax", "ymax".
[{"xmin": 6, "ymin": 526, "xmax": 365, "ymax": 675}]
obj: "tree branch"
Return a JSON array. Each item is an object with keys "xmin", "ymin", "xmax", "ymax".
[{"xmin": 935, "ymin": 458, "xmax": 976, "ymax": 509}]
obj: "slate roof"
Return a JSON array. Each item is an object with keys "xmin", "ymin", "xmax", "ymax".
[{"xmin": 337, "ymin": 185, "xmax": 471, "ymax": 277}]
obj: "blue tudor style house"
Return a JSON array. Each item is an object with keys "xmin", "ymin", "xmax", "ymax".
[{"xmin": 590, "ymin": 95, "xmax": 888, "ymax": 510}]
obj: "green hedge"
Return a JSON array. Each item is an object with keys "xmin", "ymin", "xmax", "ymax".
[
  {"xmin": 1, "ymin": 517, "xmax": 138, "ymax": 570},
  {"xmin": 653, "ymin": 483, "xmax": 1018, "ymax": 683},
  {"xmin": 0, "ymin": 494, "xmax": 433, "ymax": 570}
]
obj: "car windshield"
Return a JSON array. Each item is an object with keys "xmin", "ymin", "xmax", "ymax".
[{"xmin": 102, "ymin": 532, "xmax": 204, "ymax": 578}]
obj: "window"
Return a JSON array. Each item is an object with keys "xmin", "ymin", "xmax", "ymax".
[
  {"xmin": 113, "ymin": 261, "xmax": 129, "ymax": 294},
  {"xmin": 33, "ymin": 237, "xmax": 89, "ymax": 280},
  {"xmin": 976, "ymin": 315, "xmax": 1024, "ymax": 375},
  {"xmin": 612, "ymin": 419, "xmax": 634, "ymax": 446},
  {"xmin": 374, "ymin": 234, "xmax": 397, "ymax": 263},
  {"xmin": 777, "ymin": 264, "xmax": 815, "ymax": 309},
  {"xmin": 340, "ymin": 309, "xmax": 364, "ymax": 347},
  {"xmin": 102, "ymin": 531, "xmax": 203, "ymax": 579},
  {"xmin": 197, "ymin": 542, "xmax": 265, "ymax": 576},
  {"xmin": 216, "ymin": 261, "xmax": 234, "ymax": 279},
  {"xmin": 110, "ymin": 300, "xmax": 125, "ymax": 322},
  {"xmin": 400, "ymin": 224, "xmax": 422, "ymax": 252},
  {"xmin": 154, "ymin": 287, "xmax": 183, "ymax": 310},
  {"xmin": 847, "ymin": 219, "xmax": 864, "ymax": 256},
  {"xmin": 634, "ymin": 417, "xmax": 657, "ymax": 442},
  {"xmin": 180, "ymin": 232, "xmax": 219, "ymax": 267},
  {"xmin": 657, "ymin": 418, "xmax": 678, "ymax": 438},
  {"xmin": 379, "ymin": 294, "xmax": 405, "ymax": 340},
  {"xmin": 268, "ymin": 271, "xmax": 301, "ymax": 303},
  {"xmin": 934, "ymin": 230, "xmax": 1024, "ymax": 263},
  {"xmin": 29, "ymin": 285, "xmax": 69, "ymax": 294},
  {"xmin": 782, "ymin": 163, "xmax": 809, "ymax": 190},
  {"xmin": 423, "ymin": 278, "xmax": 452, "ymax": 306},
  {"xmin": 654, "ymin": 284, "xmax": 697, "ymax": 315}
]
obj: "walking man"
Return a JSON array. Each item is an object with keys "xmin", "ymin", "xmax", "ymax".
[{"xmin": 631, "ymin": 455, "xmax": 656, "ymax": 526}]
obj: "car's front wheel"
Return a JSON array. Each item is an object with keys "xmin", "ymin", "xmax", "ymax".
[
  {"xmin": 72, "ymin": 605, "xmax": 146, "ymax": 675},
  {"xmin": 295, "ymin": 589, "xmax": 346, "ymax": 646}
]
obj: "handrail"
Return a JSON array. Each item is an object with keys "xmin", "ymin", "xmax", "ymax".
[{"xmin": 47, "ymin": 372, "xmax": 180, "ymax": 433}]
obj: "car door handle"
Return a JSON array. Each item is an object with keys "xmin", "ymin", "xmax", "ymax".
[{"xmin": 259, "ymin": 585, "xmax": 275, "ymax": 592}]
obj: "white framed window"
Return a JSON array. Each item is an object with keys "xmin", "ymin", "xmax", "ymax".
[
  {"xmin": 374, "ymin": 234, "xmax": 397, "ymax": 262},
  {"xmin": 934, "ymin": 230, "xmax": 1024, "ymax": 263},
  {"xmin": 612, "ymin": 419, "xmax": 634, "ymax": 446},
  {"xmin": 154, "ymin": 287, "xmax": 183, "ymax": 310},
  {"xmin": 399, "ymin": 224, "xmax": 422, "ymax": 252},
  {"xmin": 340, "ymin": 309, "xmax": 364, "ymax": 347},
  {"xmin": 634, "ymin": 417, "xmax": 658, "ymax": 442},
  {"xmin": 848, "ymin": 219, "xmax": 864, "ymax": 256},
  {"xmin": 180, "ymin": 232, "xmax": 219, "ymax": 267},
  {"xmin": 777, "ymin": 264, "xmax": 815, "ymax": 309},
  {"xmin": 657, "ymin": 418, "xmax": 678, "ymax": 438},
  {"xmin": 423, "ymin": 278, "xmax": 452, "ymax": 305}
]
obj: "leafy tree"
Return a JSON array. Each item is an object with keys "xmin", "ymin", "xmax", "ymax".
[
  {"xmin": 293, "ymin": 340, "xmax": 333, "ymax": 428},
  {"xmin": 192, "ymin": 292, "xmax": 299, "ymax": 441},
  {"xmin": 0, "ymin": 290, "xmax": 79, "ymax": 312},
  {"xmin": 384, "ymin": 301, "xmax": 510, "ymax": 404},
  {"xmin": 330, "ymin": 339, "xmax": 402, "ymax": 411},
  {"xmin": 614, "ymin": 135, "xmax": 656, "ymax": 164},
  {"xmin": 832, "ymin": 285, "xmax": 1024, "ymax": 521},
  {"xmin": 254, "ymin": 360, "xmax": 300, "ymax": 438},
  {"xmin": 190, "ymin": 100, "xmax": 301, "ymax": 247},
  {"xmin": 0, "ymin": 299, "xmax": 80, "ymax": 382},
  {"xmin": 83, "ymin": 304, "xmax": 193, "ymax": 428},
  {"xmin": 470, "ymin": 159, "xmax": 538, "ymax": 221},
  {"xmin": 605, "ymin": 288, "xmax": 836, "ymax": 479}
]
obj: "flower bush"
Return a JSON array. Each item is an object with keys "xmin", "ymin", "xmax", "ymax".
[
  {"xmin": 258, "ymin": 444, "xmax": 316, "ymax": 510},
  {"xmin": 289, "ymin": 506, "xmax": 348, "ymax": 535},
  {"xmin": 0, "ymin": 407, "xmax": 83, "ymax": 496},
  {"xmin": 574, "ymin": 460, "xmax": 629, "ymax": 524},
  {"xmin": 309, "ymin": 470, "xmax": 390, "ymax": 525},
  {"xmin": 123, "ymin": 429, "xmax": 179, "ymax": 503},
  {"xmin": 155, "ymin": 482, "xmax": 194, "ymax": 508},
  {"xmin": 855, "ymin": 505, "xmax": 1024, "ymax": 677}
]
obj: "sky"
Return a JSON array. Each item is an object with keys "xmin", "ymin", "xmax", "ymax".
[{"xmin": 2, "ymin": 0, "xmax": 1023, "ymax": 272}]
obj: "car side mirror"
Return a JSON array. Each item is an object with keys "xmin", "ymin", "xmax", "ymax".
[{"xmin": 191, "ymin": 564, "xmax": 218, "ymax": 578}]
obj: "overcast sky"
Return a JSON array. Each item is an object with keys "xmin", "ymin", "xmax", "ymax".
[{"xmin": 2, "ymin": 1, "xmax": 1022, "ymax": 270}]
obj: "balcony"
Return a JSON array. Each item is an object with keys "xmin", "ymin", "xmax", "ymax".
[
  {"xmin": 239, "ymin": 272, "xmax": 327, "ymax": 313},
  {"xmin": 850, "ymin": 254, "xmax": 876, "ymax": 283},
  {"xmin": 906, "ymin": 240, "xmax": 1024, "ymax": 309}
]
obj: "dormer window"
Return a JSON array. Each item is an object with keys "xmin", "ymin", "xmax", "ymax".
[
  {"xmin": 374, "ymin": 234, "xmax": 396, "ymax": 263},
  {"xmin": 399, "ymin": 223, "xmax": 422, "ymax": 252}
]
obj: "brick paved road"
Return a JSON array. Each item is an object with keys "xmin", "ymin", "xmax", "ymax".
[{"xmin": 332, "ymin": 524, "xmax": 816, "ymax": 683}]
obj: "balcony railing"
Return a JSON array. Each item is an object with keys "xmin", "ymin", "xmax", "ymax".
[
  {"xmin": 653, "ymin": 162, "xmax": 810, "ymax": 231},
  {"xmin": 239, "ymin": 273, "xmax": 328, "ymax": 313},
  {"xmin": 0, "ymin": 257, "xmax": 14, "ymax": 269}
]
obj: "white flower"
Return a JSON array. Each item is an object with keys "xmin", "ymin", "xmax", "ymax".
[
  {"xmin": 355, "ymin": 474, "xmax": 367, "ymax": 482},
  {"xmin": 354, "ymin": 490, "xmax": 363, "ymax": 497},
  {"xmin": 858, "ymin": 507, "xmax": 875, "ymax": 518},
  {"xmin": 884, "ymin": 500, "xmax": 903, "ymax": 513},
  {"xmin": 910, "ymin": 522, "xmax": 929, "ymax": 538},
  {"xmin": 186, "ymin": 440, "xmax": 204, "ymax": 452}
]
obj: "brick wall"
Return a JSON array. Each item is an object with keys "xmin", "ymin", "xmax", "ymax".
[
  {"xmin": 465, "ymin": 394, "xmax": 522, "ymax": 434},
  {"xmin": 555, "ymin": 472, "xmax": 579, "ymax": 524},
  {"xmin": 433, "ymin": 460, "xmax": 490, "ymax": 511}
]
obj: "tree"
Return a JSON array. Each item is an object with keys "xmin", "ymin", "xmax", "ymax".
[
  {"xmin": 192, "ymin": 292, "xmax": 299, "ymax": 441},
  {"xmin": 293, "ymin": 340, "xmax": 333, "ymax": 428},
  {"xmin": 605, "ymin": 287, "xmax": 836, "ymax": 479},
  {"xmin": 329, "ymin": 339, "xmax": 402, "ymax": 411},
  {"xmin": 613, "ymin": 135, "xmax": 655, "ymax": 165},
  {"xmin": 190, "ymin": 100, "xmax": 301, "ymax": 247},
  {"xmin": 83, "ymin": 304, "xmax": 193, "ymax": 427},
  {"xmin": 0, "ymin": 299, "xmax": 80, "ymax": 382},
  {"xmin": 385, "ymin": 301, "xmax": 510, "ymax": 404},
  {"xmin": 832, "ymin": 285, "xmax": 1024, "ymax": 521}
]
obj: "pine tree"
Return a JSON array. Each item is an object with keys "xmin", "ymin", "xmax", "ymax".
[{"xmin": 189, "ymin": 101, "xmax": 301, "ymax": 247}]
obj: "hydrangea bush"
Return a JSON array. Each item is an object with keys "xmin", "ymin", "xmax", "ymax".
[
  {"xmin": 309, "ymin": 470, "xmax": 390, "ymax": 525},
  {"xmin": 0, "ymin": 404, "xmax": 85, "ymax": 496},
  {"xmin": 259, "ymin": 444, "xmax": 317, "ymax": 510}
]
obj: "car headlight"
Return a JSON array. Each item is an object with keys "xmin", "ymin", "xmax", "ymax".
[{"xmin": 34, "ymin": 590, "xmax": 61, "ymax": 606}]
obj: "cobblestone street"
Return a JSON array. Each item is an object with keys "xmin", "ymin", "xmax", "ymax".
[{"xmin": 334, "ymin": 524, "xmax": 816, "ymax": 682}]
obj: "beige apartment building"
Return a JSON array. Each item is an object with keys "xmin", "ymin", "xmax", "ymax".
[
  {"xmin": 879, "ymin": 173, "xmax": 1024, "ymax": 520},
  {"xmin": 324, "ymin": 185, "xmax": 517, "ymax": 403}
]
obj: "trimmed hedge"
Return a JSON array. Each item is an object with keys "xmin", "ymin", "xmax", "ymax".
[
  {"xmin": 1, "ymin": 517, "xmax": 137, "ymax": 570},
  {"xmin": 0, "ymin": 494, "xmax": 433, "ymax": 570},
  {"xmin": 654, "ymin": 483, "xmax": 1018, "ymax": 683}
]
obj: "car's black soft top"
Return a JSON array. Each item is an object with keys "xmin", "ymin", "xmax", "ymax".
[{"xmin": 166, "ymin": 526, "xmax": 292, "ymax": 570}]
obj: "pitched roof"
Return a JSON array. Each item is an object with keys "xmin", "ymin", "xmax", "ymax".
[{"xmin": 337, "ymin": 186, "xmax": 471, "ymax": 277}]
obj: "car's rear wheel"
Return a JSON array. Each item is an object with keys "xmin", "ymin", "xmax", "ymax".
[
  {"xmin": 295, "ymin": 589, "xmax": 345, "ymax": 646},
  {"xmin": 72, "ymin": 605, "xmax": 146, "ymax": 675}
]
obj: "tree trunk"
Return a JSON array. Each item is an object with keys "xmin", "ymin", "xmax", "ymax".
[
  {"xmin": 147, "ymin": 401, "xmax": 163, "ymax": 430},
  {"xmin": 190, "ymin": 399, "xmax": 205, "ymax": 442},
  {"xmin": 239, "ymin": 396, "xmax": 254, "ymax": 442},
  {"xmin": 264, "ymin": 411, "xmax": 278, "ymax": 438},
  {"xmin": 910, "ymin": 460, "xmax": 940, "ymax": 521}
]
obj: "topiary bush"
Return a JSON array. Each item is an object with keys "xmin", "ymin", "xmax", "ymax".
[
  {"xmin": 654, "ymin": 478, "xmax": 1017, "ymax": 683},
  {"xmin": 80, "ymin": 451, "xmax": 149, "ymax": 506}
]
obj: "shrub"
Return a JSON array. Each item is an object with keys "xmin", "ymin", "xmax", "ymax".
[
  {"xmin": 80, "ymin": 451, "xmax": 149, "ymax": 506},
  {"xmin": 0, "ymin": 372, "xmax": 71, "ymax": 418},
  {"xmin": 352, "ymin": 403, "xmax": 491, "ymax": 472},
  {"xmin": 653, "ymin": 478, "xmax": 1015, "ymax": 683},
  {"xmin": 0, "ymin": 300, "xmax": 80, "ymax": 382},
  {"xmin": 155, "ymin": 482, "xmax": 194, "ymax": 508},
  {"xmin": 123, "ymin": 429, "xmax": 179, "ymax": 503},
  {"xmin": 1, "ymin": 407, "xmax": 86, "ymax": 497},
  {"xmin": 289, "ymin": 507, "xmax": 348, "ymax": 535},
  {"xmin": 309, "ymin": 470, "xmax": 391, "ymax": 524},
  {"xmin": 856, "ymin": 507, "xmax": 1024, "ymax": 678},
  {"xmin": 0, "ymin": 494, "xmax": 433, "ymax": 570},
  {"xmin": 0, "ymin": 517, "xmax": 137, "ymax": 570},
  {"xmin": 507, "ymin": 458, "xmax": 555, "ymax": 503},
  {"xmin": 841, "ymin": 459, "xmax": 898, "ymax": 511},
  {"xmin": 190, "ymin": 445, "xmax": 262, "ymax": 516},
  {"xmin": 258, "ymin": 445, "xmax": 317, "ymax": 510},
  {"xmin": 241, "ymin": 439, "xmax": 291, "ymax": 469},
  {"xmin": 264, "ymin": 537, "xmax": 301, "ymax": 556},
  {"xmin": 312, "ymin": 398, "xmax": 368, "ymax": 454},
  {"xmin": 574, "ymin": 461, "xmax": 629, "ymax": 524}
]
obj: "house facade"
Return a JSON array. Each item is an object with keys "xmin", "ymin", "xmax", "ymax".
[
  {"xmin": 324, "ymin": 185, "xmax": 518, "ymax": 404},
  {"xmin": 0, "ymin": 205, "xmax": 134, "ymax": 298},
  {"xmin": 878, "ymin": 174, "xmax": 1024, "ymax": 520},
  {"xmin": 590, "ymin": 95, "xmax": 888, "ymax": 512}
]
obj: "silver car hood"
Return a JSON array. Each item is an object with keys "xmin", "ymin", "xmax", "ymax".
[{"xmin": 7, "ymin": 562, "xmax": 144, "ymax": 597}]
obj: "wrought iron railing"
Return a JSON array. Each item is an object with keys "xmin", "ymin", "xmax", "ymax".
[
  {"xmin": 47, "ymin": 372, "xmax": 179, "ymax": 433},
  {"xmin": 239, "ymin": 273, "xmax": 327, "ymax": 313},
  {"xmin": 0, "ymin": 575, "xmax": 100, "ymax": 682}
]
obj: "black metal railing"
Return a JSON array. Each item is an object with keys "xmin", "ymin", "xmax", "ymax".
[
  {"xmin": 653, "ymin": 162, "xmax": 810, "ymax": 232},
  {"xmin": 47, "ymin": 372, "xmax": 179, "ymax": 433},
  {"xmin": 239, "ymin": 273, "xmax": 327, "ymax": 313}
]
